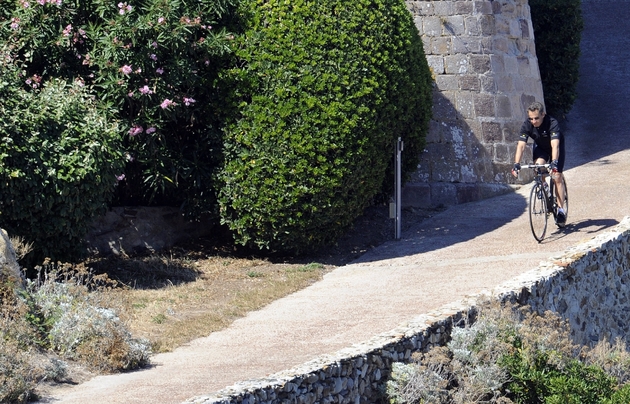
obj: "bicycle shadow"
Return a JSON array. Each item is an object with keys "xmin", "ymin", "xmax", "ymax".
[{"xmin": 543, "ymin": 218, "xmax": 620, "ymax": 243}]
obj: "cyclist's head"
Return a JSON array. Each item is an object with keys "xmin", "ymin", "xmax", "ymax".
[
  {"xmin": 527, "ymin": 101, "xmax": 545, "ymax": 114},
  {"xmin": 527, "ymin": 101, "xmax": 546, "ymax": 128}
]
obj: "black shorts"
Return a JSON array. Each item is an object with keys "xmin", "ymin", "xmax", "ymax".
[{"xmin": 533, "ymin": 142, "xmax": 565, "ymax": 172}]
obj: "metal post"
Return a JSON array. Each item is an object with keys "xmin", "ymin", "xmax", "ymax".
[{"xmin": 395, "ymin": 137, "xmax": 403, "ymax": 240}]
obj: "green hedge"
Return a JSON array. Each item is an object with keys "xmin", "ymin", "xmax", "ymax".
[
  {"xmin": 218, "ymin": 0, "xmax": 432, "ymax": 252},
  {"xmin": 530, "ymin": 0, "xmax": 583, "ymax": 116},
  {"xmin": 0, "ymin": 74, "xmax": 124, "ymax": 262}
]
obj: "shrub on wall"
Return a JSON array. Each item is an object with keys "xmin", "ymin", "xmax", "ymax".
[
  {"xmin": 218, "ymin": 0, "xmax": 432, "ymax": 252},
  {"xmin": 0, "ymin": 65, "xmax": 124, "ymax": 261},
  {"xmin": 530, "ymin": 0, "xmax": 583, "ymax": 116}
]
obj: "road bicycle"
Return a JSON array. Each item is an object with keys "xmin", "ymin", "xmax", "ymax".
[{"xmin": 520, "ymin": 164, "xmax": 569, "ymax": 242}]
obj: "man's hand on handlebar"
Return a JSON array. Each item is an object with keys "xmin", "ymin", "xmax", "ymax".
[
  {"xmin": 511, "ymin": 162, "xmax": 521, "ymax": 177},
  {"xmin": 550, "ymin": 159, "xmax": 559, "ymax": 172}
]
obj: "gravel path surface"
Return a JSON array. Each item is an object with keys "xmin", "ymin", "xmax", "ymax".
[{"xmin": 37, "ymin": 2, "xmax": 630, "ymax": 403}]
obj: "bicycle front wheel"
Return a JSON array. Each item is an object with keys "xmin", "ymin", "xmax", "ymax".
[{"xmin": 529, "ymin": 182, "xmax": 548, "ymax": 242}]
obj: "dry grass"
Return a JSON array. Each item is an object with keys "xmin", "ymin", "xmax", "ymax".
[{"xmin": 103, "ymin": 256, "xmax": 329, "ymax": 353}]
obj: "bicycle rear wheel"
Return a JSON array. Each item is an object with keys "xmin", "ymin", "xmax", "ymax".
[
  {"xmin": 529, "ymin": 182, "xmax": 548, "ymax": 242},
  {"xmin": 551, "ymin": 176, "xmax": 569, "ymax": 227}
]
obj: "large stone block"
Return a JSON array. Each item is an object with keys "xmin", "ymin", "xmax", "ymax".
[
  {"xmin": 431, "ymin": 37, "xmax": 452, "ymax": 55},
  {"xmin": 458, "ymin": 75, "xmax": 480, "ymax": 91},
  {"xmin": 479, "ymin": 15, "xmax": 496, "ymax": 35},
  {"xmin": 426, "ymin": 55, "xmax": 445, "ymax": 73},
  {"xmin": 423, "ymin": 16, "xmax": 443, "ymax": 37},
  {"xmin": 432, "ymin": 91, "xmax": 459, "ymax": 124},
  {"xmin": 454, "ymin": 1, "xmax": 474, "ymax": 14},
  {"xmin": 436, "ymin": 74, "xmax": 459, "ymax": 91},
  {"xmin": 482, "ymin": 121, "xmax": 502, "ymax": 143},
  {"xmin": 443, "ymin": 16, "xmax": 465, "ymax": 36},
  {"xmin": 452, "ymin": 36, "xmax": 482, "ymax": 54},
  {"xmin": 430, "ymin": 182, "xmax": 458, "ymax": 207},
  {"xmin": 464, "ymin": 16, "xmax": 480, "ymax": 36},
  {"xmin": 402, "ymin": 183, "xmax": 432, "ymax": 208},
  {"xmin": 474, "ymin": 94, "xmax": 496, "ymax": 117},
  {"xmin": 476, "ymin": 1, "xmax": 494, "ymax": 15},
  {"xmin": 433, "ymin": 1, "xmax": 453, "ymax": 16},
  {"xmin": 444, "ymin": 54, "xmax": 469, "ymax": 74},
  {"xmin": 409, "ymin": 1, "xmax": 434, "ymax": 16},
  {"xmin": 470, "ymin": 55, "xmax": 491, "ymax": 74},
  {"xmin": 456, "ymin": 91, "xmax": 475, "ymax": 119},
  {"xmin": 496, "ymin": 95, "xmax": 512, "ymax": 118}
]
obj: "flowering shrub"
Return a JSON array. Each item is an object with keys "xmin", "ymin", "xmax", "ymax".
[
  {"xmin": 218, "ymin": 0, "xmax": 432, "ymax": 252},
  {"xmin": 0, "ymin": 0, "xmax": 243, "ymax": 220}
]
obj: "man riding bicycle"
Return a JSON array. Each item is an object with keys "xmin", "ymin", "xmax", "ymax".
[{"xmin": 511, "ymin": 101, "xmax": 567, "ymax": 225}]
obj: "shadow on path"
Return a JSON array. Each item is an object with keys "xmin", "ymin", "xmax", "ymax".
[{"xmin": 352, "ymin": 190, "xmax": 527, "ymax": 263}]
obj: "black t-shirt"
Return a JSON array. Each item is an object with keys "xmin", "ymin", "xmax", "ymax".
[{"xmin": 518, "ymin": 114, "xmax": 561, "ymax": 154}]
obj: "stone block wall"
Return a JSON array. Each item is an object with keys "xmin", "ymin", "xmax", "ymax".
[
  {"xmin": 184, "ymin": 216, "xmax": 630, "ymax": 404},
  {"xmin": 403, "ymin": 0, "xmax": 543, "ymax": 208}
]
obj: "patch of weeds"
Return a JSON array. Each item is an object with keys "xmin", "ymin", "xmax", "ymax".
[
  {"xmin": 289, "ymin": 262, "xmax": 324, "ymax": 273},
  {"xmin": 152, "ymin": 313, "xmax": 167, "ymax": 324},
  {"xmin": 386, "ymin": 300, "xmax": 630, "ymax": 404},
  {"xmin": 246, "ymin": 271, "xmax": 264, "ymax": 278}
]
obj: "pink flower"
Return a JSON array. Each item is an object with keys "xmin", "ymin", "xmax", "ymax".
[
  {"xmin": 62, "ymin": 24, "xmax": 72, "ymax": 37},
  {"xmin": 116, "ymin": 174, "xmax": 126, "ymax": 181},
  {"xmin": 156, "ymin": 67, "xmax": 164, "ymax": 75},
  {"xmin": 128, "ymin": 125, "xmax": 143, "ymax": 136},
  {"xmin": 139, "ymin": 85, "xmax": 153, "ymax": 95},
  {"xmin": 121, "ymin": 65, "xmax": 132, "ymax": 75},
  {"xmin": 37, "ymin": 0, "xmax": 45, "ymax": 4},
  {"xmin": 118, "ymin": 2, "xmax": 132, "ymax": 14},
  {"xmin": 160, "ymin": 99, "xmax": 175, "ymax": 109},
  {"xmin": 125, "ymin": 153, "xmax": 134, "ymax": 162},
  {"xmin": 158, "ymin": 17, "xmax": 165, "ymax": 24},
  {"xmin": 183, "ymin": 97, "xmax": 196, "ymax": 106},
  {"xmin": 145, "ymin": 127, "xmax": 156, "ymax": 134},
  {"xmin": 128, "ymin": 91, "xmax": 134, "ymax": 97},
  {"xmin": 151, "ymin": 41, "xmax": 158, "ymax": 48},
  {"xmin": 10, "ymin": 18, "xmax": 20, "ymax": 30},
  {"xmin": 149, "ymin": 54, "xmax": 157, "ymax": 61},
  {"xmin": 20, "ymin": 0, "xmax": 29, "ymax": 7}
]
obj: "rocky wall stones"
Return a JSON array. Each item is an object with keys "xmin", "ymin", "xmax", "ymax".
[{"xmin": 184, "ymin": 217, "xmax": 630, "ymax": 403}]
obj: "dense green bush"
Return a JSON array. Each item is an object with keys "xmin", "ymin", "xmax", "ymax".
[
  {"xmin": 219, "ymin": 0, "xmax": 432, "ymax": 252},
  {"xmin": 0, "ymin": 0, "xmax": 242, "ymax": 218},
  {"xmin": 530, "ymin": 0, "xmax": 583, "ymax": 116},
  {"xmin": 0, "ymin": 65, "xmax": 124, "ymax": 261}
]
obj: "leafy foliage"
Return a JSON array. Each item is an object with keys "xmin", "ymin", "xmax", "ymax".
[
  {"xmin": 530, "ymin": 0, "xmax": 583, "ymax": 116},
  {"xmin": 0, "ymin": 63, "xmax": 124, "ymax": 262},
  {"xmin": 218, "ymin": 0, "xmax": 432, "ymax": 252},
  {"xmin": 0, "ymin": 0, "xmax": 243, "ymax": 221}
]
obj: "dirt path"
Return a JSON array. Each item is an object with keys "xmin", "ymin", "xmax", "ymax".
[{"xmin": 36, "ymin": 1, "xmax": 630, "ymax": 403}]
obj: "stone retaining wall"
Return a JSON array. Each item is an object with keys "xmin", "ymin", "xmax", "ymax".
[{"xmin": 184, "ymin": 216, "xmax": 630, "ymax": 404}]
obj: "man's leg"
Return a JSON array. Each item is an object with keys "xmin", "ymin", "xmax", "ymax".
[{"xmin": 551, "ymin": 171, "xmax": 565, "ymax": 210}]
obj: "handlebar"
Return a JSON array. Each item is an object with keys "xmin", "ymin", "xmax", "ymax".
[{"xmin": 519, "ymin": 164, "xmax": 551, "ymax": 170}]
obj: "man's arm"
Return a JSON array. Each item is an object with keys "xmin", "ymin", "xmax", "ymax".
[
  {"xmin": 514, "ymin": 140, "xmax": 527, "ymax": 164},
  {"xmin": 550, "ymin": 138, "xmax": 560, "ymax": 161}
]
